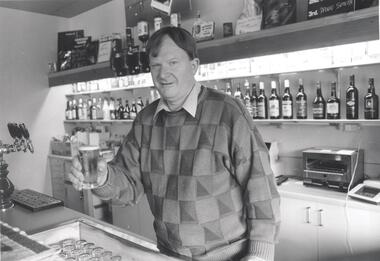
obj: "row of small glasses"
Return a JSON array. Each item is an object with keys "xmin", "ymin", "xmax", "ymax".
[{"xmin": 50, "ymin": 238, "xmax": 122, "ymax": 261}]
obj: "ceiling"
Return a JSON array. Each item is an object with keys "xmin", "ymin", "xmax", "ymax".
[{"xmin": 0, "ymin": 0, "xmax": 114, "ymax": 18}]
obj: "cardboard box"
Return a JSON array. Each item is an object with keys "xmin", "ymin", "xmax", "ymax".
[{"xmin": 51, "ymin": 141, "xmax": 72, "ymax": 157}]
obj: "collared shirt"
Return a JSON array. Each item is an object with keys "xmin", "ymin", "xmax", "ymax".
[{"xmin": 153, "ymin": 82, "xmax": 201, "ymax": 120}]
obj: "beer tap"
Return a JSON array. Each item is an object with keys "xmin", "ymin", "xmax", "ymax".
[{"xmin": 0, "ymin": 123, "xmax": 34, "ymax": 211}]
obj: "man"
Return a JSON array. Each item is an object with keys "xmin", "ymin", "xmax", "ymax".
[{"xmin": 69, "ymin": 26, "xmax": 280, "ymax": 261}]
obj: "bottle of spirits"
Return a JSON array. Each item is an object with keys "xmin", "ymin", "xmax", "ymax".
[
  {"xmin": 313, "ymin": 81, "xmax": 326, "ymax": 119},
  {"xmin": 243, "ymin": 80, "xmax": 253, "ymax": 117},
  {"xmin": 326, "ymin": 82, "xmax": 340, "ymax": 119},
  {"xmin": 124, "ymin": 100, "xmax": 131, "ymax": 120},
  {"xmin": 90, "ymin": 97, "xmax": 98, "ymax": 120},
  {"xmin": 97, "ymin": 97, "xmax": 103, "ymax": 120},
  {"xmin": 102, "ymin": 98, "xmax": 110, "ymax": 120},
  {"xmin": 136, "ymin": 97, "xmax": 144, "ymax": 113},
  {"xmin": 109, "ymin": 98, "xmax": 116, "ymax": 120},
  {"xmin": 84, "ymin": 99, "xmax": 90, "ymax": 120},
  {"xmin": 251, "ymin": 83, "xmax": 258, "ymax": 119},
  {"xmin": 296, "ymin": 78, "xmax": 307, "ymax": 119},
  {"xmin": 71, "ymin": 99, "xmax": 78, "ymax": 120},
  {"xmin": 234, "ymin": 83, "xmax": 244, "ymax": 103},
  {"xmin": 116, "ymin": 98, "xmax": 124, "ymax": 120},
  {"xmin": 65, "ymin": 100, "xmax": 72, "ymax": 120},
  {"xmin": 130, "ymin": 101, "xmax": 138, "ymax": 120},
  {"xmin": 346, "ymin": 75, "xmax": 359, "ymax": 119},
  {"xmin": 78, "ymin": 98, "xmax": 84, "ymax": 120},
  {"xmin": 282, "ymin": 79, "xmax": 293, "ymax": 119},
  {"xmin": 257, "ymin": 82, "xmax": 268, "ymax": 119},
  {"xmin": 269, "ymin": 81, "xmax": 281, "ymax": 119},
  {"xmin": 364, "ymin": 78, "xmax": 379, "ymax": 119},
  {"xmin": 225, "ymin": 82, "xmax": 232, "ymax": 96},
  {"xmin": 110, "ymin": 33, "xmax": 126, "ymax": 76},
  {"xmin": 137, "ymin": 19, "xmax": 150, "ymax": 73}
]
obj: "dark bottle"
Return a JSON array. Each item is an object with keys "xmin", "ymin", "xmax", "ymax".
[
  {"xmin": 364, "ymin": 78, "xmax": 379, "ymax": 119},
  {"xmin": 282, "ymin": 79, "xmax": 293, "ymax": 119},
  {"xmin": 243, "ymin": 80, "xmax": 253, "ymax": 117},
  {"xmin": 123, "ymin": 100, "xmax": 130, "ymax": 120},
  {"xmin": 327, "ymin": 82, "xmax": 340, "ymax": 119},
  {"xmin": 137, "ymin": 20, "xmax": 150, "ymax": 73},
  {"xmin": 346, "ymin": 75, "xmax": 359, "ymax": 119},
  {"xmin": 110, "ymin": 33, "xmax": 126, "ymax": 76},
  {"xmin": 90, "ymin": 97, "xmax": 98, "ymax": 120},
  {"xmin": 71, "ymin": 99, "xmax": 79, "ymax": 120},
  {"xmin": 313, "ymin": 81, "xmax": 326, "ymax": 119},
  {"xmin": 257, "ymin": 82, "xmax": 268, "ymax": 119},
  {"xmin": 65, "ymin": 100, "xmax": 72, "ymax": 120},
  {"xmin": 116, "ymin": 98, "xmax": 124, "ymax": 120},
  {"xmin": 296, "ymin": 78, "xmax": 307, "ymax": 119},
  {"xmin": 234, "ymin": 83, "xmax": 244, "ymax": 103},
  {"xmin": 130, "ymin": 101, "xmax": 138, "ymax": 120},
  {"xmin": 136, "ymin": 97, "xmax": 144, "ymax": 113},
  {"xmin": 269, "ymin": 81, "xmax": 281, "ymax": 119},
  {"xmin": 251, "ymin": 83, "xmax": 258, "ymax": 119}
]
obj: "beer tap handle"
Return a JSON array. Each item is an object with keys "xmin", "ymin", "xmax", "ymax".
[
  {"xmin": 19, "ymin": 123, "xmax": 34, "ymax": 153},
  {"xmin": 7, "ymin": 123, "xmax": 17, "ymax": 139},
  {"xmin": 14, "ymin": 124, "xmax": 23, "ymax": 140}
]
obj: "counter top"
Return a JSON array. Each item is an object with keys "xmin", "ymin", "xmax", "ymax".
[{"xmin": 278, "ymin": 178, "xmax": 380, "ymax": 213}]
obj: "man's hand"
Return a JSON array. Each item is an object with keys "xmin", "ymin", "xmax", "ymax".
[
  {"xmin": 240, "ymin": 256, "xmax": 267, "ymax": 261},
  {"xmin": 68, "ymin": 156, "xmax": 108, "ymax": 190}
]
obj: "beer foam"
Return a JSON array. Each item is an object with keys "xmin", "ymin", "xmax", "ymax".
[{"xmin": 79, "ymin": 146, "xmax": 99, "ymax": 151}]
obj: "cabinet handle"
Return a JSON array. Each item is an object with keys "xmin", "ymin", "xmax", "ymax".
[
  {"xmin": 80, "ymin": 191, "xmax": 84, "ymax": 200},
  {"xmin": 317, "ymin": 209, "xmax": 323, "ymax": 226},
  {"xmin": 305, "ymin": 206, "xmax": 311, "ymax": 223}
]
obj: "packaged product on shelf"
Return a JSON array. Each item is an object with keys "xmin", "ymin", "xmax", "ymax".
[
  {"xmin": 236, "ymin": 0, "xmax": 263, "ymax": 35},
  {"xmin": 262, "ymin": 0, "xmax": 296, "ymax": 29}
]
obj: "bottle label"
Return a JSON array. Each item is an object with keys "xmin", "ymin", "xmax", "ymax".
[
  {"xmin": 327, "ymin": 103, "xmax": 339, "ymax": 114},
  {"xmin": 244, "ymin": 98, "xmax": 253, "ymax": 116},
  {"xmin": 313, "ymin": 105, "xmax": 324, "ymax": 117},
  {"xmin": 269, "ymin": 100, "xmax": 280, "ymax": 117},
  {"xmin": 282, "ymin": 101, "xmax": 292, "ymax": 117},
  {"xmin": 296, "ymin": 100, "xmax": 307, "ymax": 117},
  {"xmin": 251, "ymin": 102, "xmax": 258, "ymax": 118},
  {"xmin": 137, "ymin": 21, "xmax": 148, "ymax": 37},
  {"xmin": 257, "ymin": 102, "xmax": 265, "ymax": 118},
  {"xmin": 365, "ymin": 99, "xmax": 374, "ymax": 109}
]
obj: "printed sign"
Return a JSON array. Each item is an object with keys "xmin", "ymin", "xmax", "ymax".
[{"xmin": 307, "ymin": 0, "xmax": 355, "ymax": 19}]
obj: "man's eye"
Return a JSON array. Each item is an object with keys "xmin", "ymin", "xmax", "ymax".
[{"xmin": 169, "ymin": 61, "xmax": 178, "ymax": 66}]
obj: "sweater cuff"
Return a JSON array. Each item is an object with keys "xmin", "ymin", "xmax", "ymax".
[
  {"xmin": 247, "ymin": 240, "xmax": 275, "ymax": 261},
  {"xmin": 92, "ymin": 166, "xmax": 117, "ymax": 199}
]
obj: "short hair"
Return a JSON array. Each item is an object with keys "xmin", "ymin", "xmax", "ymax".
[{"xmin": 146, "ymin": 26, "xmax": 198, "ymax": 60}]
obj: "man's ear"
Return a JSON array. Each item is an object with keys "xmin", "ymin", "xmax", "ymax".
[{"xmin": 191, "ymin": 58, "xmax": 200, "ymax": 75}]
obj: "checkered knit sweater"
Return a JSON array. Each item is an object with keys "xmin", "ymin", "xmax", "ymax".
[{"xmin": 94, "ymin": 86, "xmax": 280, "ymax": 261}]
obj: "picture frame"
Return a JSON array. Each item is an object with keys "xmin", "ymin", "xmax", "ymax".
[{"xmin": 97, "ymin": 41, "xmax": 112, "ymax": 63}]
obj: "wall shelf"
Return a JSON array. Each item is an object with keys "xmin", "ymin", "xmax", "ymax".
[
  {"xmin": 48, "ymin": 7, "xmax": 378, "ymax": 88},
  {"xmin": 254, "ymin": 119, "xmax": 380, "ymax": 128},
  {"xmin": 64, "ymin": 120, "xmax": 134, "ymax": 124},
  {"xmin": 66, "ymin": 85, "xmax": 154, "ymax": 97}
]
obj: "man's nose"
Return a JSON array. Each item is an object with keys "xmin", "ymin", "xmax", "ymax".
[{"xmin": 158, "ymin": 64, "xmax": 170, "ymax": 79}]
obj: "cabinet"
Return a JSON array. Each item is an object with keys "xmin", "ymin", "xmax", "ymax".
[{"xmin": 276, "ymin": 182, "xmax": 380, "ymax": 261}]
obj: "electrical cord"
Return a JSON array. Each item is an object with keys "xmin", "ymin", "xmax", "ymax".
[{"xmin": 344, "ymin": 134, "xmax": 362, "ymax": 256}]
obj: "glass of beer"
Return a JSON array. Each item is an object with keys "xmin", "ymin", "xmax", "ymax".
[{"xmin": 78, "ymin": 146, "xmax": 101, "ymax": 189}]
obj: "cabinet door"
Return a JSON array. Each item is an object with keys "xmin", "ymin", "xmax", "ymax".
[
  {"xmin": 346, "ymin": 206, "xmax": 380, "ymax": 260},
  {"xmin": 64, "ymin": 182, "xmax": 85, "ymax": 213},
  {"xmin": 49, "ymin": 157, "xmax": 65, "ymax": 201},
  {"xmin": 316, "ymin": 202, "xmax": 349, "ymax": 261},
  {"xmin": 275, "ymin": 197, "xmax": 318, "ymax": 261}
]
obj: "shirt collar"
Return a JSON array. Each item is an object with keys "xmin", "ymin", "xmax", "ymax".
[{"xmin": 153, "ymin": 82, "xmax": 201, "ymax": 120}]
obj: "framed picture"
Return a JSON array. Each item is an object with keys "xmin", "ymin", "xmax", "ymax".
[
  {"xmin": 97, "ymin": 41, "xmax": 112, "ymax": 63},
  {"xmin": 151, "ymin": 0, "xmax": 173, "ymax": 15}
]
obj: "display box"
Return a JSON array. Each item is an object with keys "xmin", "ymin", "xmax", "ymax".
[{"xmin": 50, "ymin": 141, "xmax": 72, "ymax": 157}]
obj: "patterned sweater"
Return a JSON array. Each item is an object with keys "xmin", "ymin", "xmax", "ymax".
[{"xmin": 94, "ymin": 86, "xmax": 281, "ymax": 261}]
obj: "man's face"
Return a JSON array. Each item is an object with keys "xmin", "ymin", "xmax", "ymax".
[{"xmin": 149, "ymin": 36, "xmax": 199, "ymax": 104}]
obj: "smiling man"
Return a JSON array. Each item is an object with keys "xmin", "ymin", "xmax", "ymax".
[{"xmin": 69, "ymin": 26, "xmax": 280, "ymax": 261}]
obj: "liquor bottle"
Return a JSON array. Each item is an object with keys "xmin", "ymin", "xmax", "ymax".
[
  {"xmin": 102, "ymin": 98, "xmax": 110, "ymax": 120},
  {"xmin": 97, "ymin": 97, "xmax": 104, "ymax": 120},
  {"xmin": 269, "ymin": 81, "xmax": 281, "ymax": 119},
  {"xmin": 110, "ymin": 33, "xmax": 126, "ymax": 76},
  {"xmin": 251, "ymin": 83, "xmax": 258, "ymax": 119},
  {"xmin": 257, "ymin": 82, "xmax": 268, "ymax": 119},
  {"xmin": 137, "ymin": 19, "xmax": 150, "ymax": 73},
  {"xmin": 84, "ymin": 99, "xmax": 90, "ymax": 120},
  {"xmin": 78, "ymin": 98, "xmax": 84, "ymax": 120},
  {"xmin": 123, "ymin": 100, "xmax": 131, "ymax": 120},
  {"xmin": 109, "ymin": 98, "xmax": 116, "ymax": 120},
  {"xmin": 136, "ymin": 97, "xmax": 144, "ymax": 113},
  {"xmin": 346, "ymin": 75, "xmax": 359, "ymax": 119},
  {"xmin": 115, "ymin": 98, "xmax": 124, "ymax": 120},
  {"xmin": 296, "ymin": 78, "xmax": 307, "ymax": 119},
  {"xmin": 65, "ymin": 100, "xmax": 72, "ymax": 120},
  {"xmin": 192, "ymin": 10, "xmax": 215, "ymax": 42},
  {"xmin": 364, "ymin": 78, "xmax": 379, "ymax": 119},
  {"xmin": 71, "ymin": 99, "xmax": 78, "ymax": 120},
  {"xmin": 282, "ymin": 79, "xmax": 293, "ymax": 119},
  {"xmin": 234, "ymin": 83, "xmax": 244, "ymax": 103},
  {"xmin": 326, "ymin": 82, "xmax": 340, "ymax": 119},
  {"xmin": 90, "ymin": 97, "xmax": 98, "ymax": 120},
  {"xmin": 243, "ymin": 80, "xmax": 253, "ymax": 117},
  {"xmin": 313, "ymin": 81, "xmax": 326, "ymax": 119},
  {"xmin": 130, "ymin": 101, "xmax": 138, "ymax": 120},
  {"xmin": 225, "ymin": 82, "xmax": 232, "ymax": 96}
]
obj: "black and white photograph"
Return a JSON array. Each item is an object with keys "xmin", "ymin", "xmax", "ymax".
[{"xmin": 0, "ymin": 0, "xmax": 380, "ymax": 261}]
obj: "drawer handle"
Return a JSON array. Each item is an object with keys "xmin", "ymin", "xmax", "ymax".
[
  {"xmin": 317, "ymin": 209, "xmax": 323, "ymax": 227},
  {"xmin": 305, "ymin": 207, "xmax": 311, "ymax": 223}
]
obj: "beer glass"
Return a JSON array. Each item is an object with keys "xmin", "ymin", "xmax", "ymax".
[{"xmin": 78, "ymin": 146, "xmax": 101, "ymax": 189}]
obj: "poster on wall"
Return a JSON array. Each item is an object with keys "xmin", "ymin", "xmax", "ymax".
[{"xmin": 261, "ymin": 0, "xmax": 297, "ymax": 29}]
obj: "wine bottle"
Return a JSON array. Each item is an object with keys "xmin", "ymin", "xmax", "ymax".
[
  {"xmin": 78, "ymin": 98, "xmax": 84, "ymax": 120},
  {"xmin": 326, "ymin": 81, "xmax": 340, "ymax": 119},
  {"xmin": 243, "ymin": 80, "xmax": 253, "ymax": 117},
  {"xmin": 90, "ymin": 97, "xmax": 98, "ymax": 120},
  {"xmin": 269, "ymin": 81, "xmax": 281, "ymax": 119},
  {"xmin": 364, "ymin": 78, "xmax": 379, "ymax": 119},
  {"xmin": 123, "ymin": 100, "xmax": 130, "ymax": 120},
  {"xmin": 251, "ymin": 83, "xmax": 258, "ymax": 119},
  {"xmin": 346, "ymin": 75, "xmax": 359, "ymax": 119},
  {"xmin": 109, "ymin": 98, "xmax": 116, "ymax": 120},
  {"xmin": 225, "ymin": 82, "xmax": 232, "ymax": 96},
  {"xmin": 313, "ymin": 81, "xmax": 326, "ymax": 119},
  {"xmin": 257, "ymin": 82, "xmax": 268, "ymax": 119},
  {"xmin": 296, "ymin": 78, "xmax": 307, "ymax": 119},
  {"xmin": 116, "ymin": 98, "xmax": 124, "ymax": 120},
  {"xmin": 130, "ymin": 101, "xmax": 138, "ymax": 120},
  {"xmin": 71, "ymin": 99, "xmax": 78, "ymax": 120},
  {"xmin": 282, "ymin": 79, "xmax": 293, "ymax": 119},
  {"xmin": 65, "ymin": 100, "xmax": 72, "ymax": 120},
  {"xmin": 234, "ymin": 83, "xmax": 244, "ymax": 103}
]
